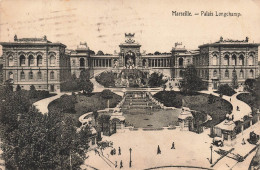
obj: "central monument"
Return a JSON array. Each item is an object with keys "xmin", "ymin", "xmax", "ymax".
[{"xmin": 119, "ymin": 33, "xmax": 142, "ymax": 68}]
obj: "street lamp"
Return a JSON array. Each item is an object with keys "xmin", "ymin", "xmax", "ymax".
[
  {"xmin": 210, "ymin": 145, "xmax": 213, "ymax": 164},
  {"xmin": 129, "ymin": 148, "xmax": 132, "ymax": 167}
]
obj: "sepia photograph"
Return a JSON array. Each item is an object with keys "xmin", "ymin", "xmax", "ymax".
[{"xmin": 0, "ymin": 0, "xmax": 260, "ymax": 169}]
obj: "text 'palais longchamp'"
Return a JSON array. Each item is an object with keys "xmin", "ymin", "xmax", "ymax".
[{"xmin": 172, "ymin": 11, "xmax": 242, "ymax": 17}]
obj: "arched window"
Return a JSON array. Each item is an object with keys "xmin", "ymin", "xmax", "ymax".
[
  {"xmin": 212, "ymin": 55, "xmax": 218, "ymax": 65},
  {"xmin": 225, "ymin": 70, "xmax": 229, "ymax": 78},
  {"xmin": 248, "ymin": 55, "xmax": 254, "ymax": 66},
  {"xmin": 249, "ymin": 70, "xmax": 254, "ymax": 78},
  {"xmin": 37, "ymin": 71, "xmax": 42, "ymax": 79},
  {"xmin": 28, "ymin": 55, "xmax": 34, "ymax": 66},
  {"xmin": 37, "ymin": 55, "xmax": 43, "ymax": 66},
  {"xmin": 231, "ymin": 54, "xmax": 237, "ymax": 65},
  {"xmin": 179, "ymin": 58, "xmax": 183, "ymax": 66},
  {"xmin": 8, "ymin": 56, "xmax": 14, "ymax": 66},
  {"xmin": 20, "ymin": 55, "xmax": 26, "ymax": 66},
  {"xmin": 20, "ymin": 71, "xmax": 25, "ymax": 80},
  {"xmin": 239, "ymin": 70, "xmax": 244, "ymax": 78},
  {"xmin": 29, "ymin": 71, "xmax": 33, "ymax": 80},
  {"xmin": 238, "ymin": 55, "xmax": 244, "ymax": 66},
  {"xmin": 8, "ymin": 72, "xmax": 13, "ymax": 79},
  {"xmin": 80, "ymin": 58, "xmax": 85, "ymax": 67},
  {"xmin": 50, "ymin": 55, "xmax": 55, "ymax": 65},
  {"xmin": 213, "ymin": 70, "xmax": 217, "ymax": 77},
  {"xmin": 50, "ymin": 71, "xmax": 55, "ymax": 79},
  {"xmin": 224, "ymin": 55, "xmax": 229, "ymax": 65}
]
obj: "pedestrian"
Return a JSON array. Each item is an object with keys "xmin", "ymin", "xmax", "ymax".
[
  {"xmin": 115, "ymin": 161, "xmax": 118, "ymax": 168},
  {"xmin": 157, "ymin": 145, "xmax": 161, "ymax": 154},
  {"xmin": 237, "ymin": 106, "xmax": 240, "ymax": 111},
  {"xmin": 120, "ymin": 160, "xmax": 123, "ymax": 168},
  {"xmin": 118, "ymin": 147, "xmax": 121, "ymax": 155},
  {"xmin": 171, "ymin": 142, "xmax": 175, "ymax": 149},
  {"xmin": 242, "ymin": 138, "xmax": 246, "ymax": 145}
]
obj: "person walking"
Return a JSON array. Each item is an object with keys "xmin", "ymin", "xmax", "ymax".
[
  {"xmin": 120, "ymin": 160, "xmax": 123, "ymax": 168},
  {"xmin": 118, "ymin": 147, "xmax": 121, "ymax": 155},
  {"xmin": 171, "ymin": 142, "xmax": 175, "ymax": 149},
  {"xmin": 115, "ymin": 161, "xmax": 118, "ymax": 168},
  {"xmin": 157, "ymin": 145, "xmax": 161, "ymax": 154}
]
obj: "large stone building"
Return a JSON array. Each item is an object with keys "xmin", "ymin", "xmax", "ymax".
[
  {"xmin": 0, "ymin": 34, "xmax": 259, "ymax": 91},
  {"xmin": 0, "ymin": 35, "xmax": 71, "ymax": 92},
  {"xmin": 194, "ymin": 37, "xmax": 259, "ymax": 90}
]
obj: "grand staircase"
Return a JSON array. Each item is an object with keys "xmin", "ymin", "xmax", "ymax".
[{"xmin": 120, "ymin": 91, "xmax": 162, "ymax": 114}]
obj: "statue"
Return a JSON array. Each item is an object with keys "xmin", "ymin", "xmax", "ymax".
[
  {"xmin": 220, "ymin": 36, "xmax": 223, "ymax": 42},
  {"xmin": 14, "ymin": 34, "xmax": 17, "ymax": 41},
  {"xmin": 245, "ymin": 37, "xmax": 249, "ymax": 42},
  {"xmin": 43, "ymin": 35, "xmax": 47, "ymax": 41}
]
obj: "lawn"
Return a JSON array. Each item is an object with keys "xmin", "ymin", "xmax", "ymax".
[
  {"xmin": 48, "ymin": 92, "xmax": 122, "ymax": 115},
  {"xmin": 153, "ymin": 91, "xmax": 233, "ymax": 127},
  {"xmin": 124, "ymin": 109, "xmax": 181, "ymax": 128}
]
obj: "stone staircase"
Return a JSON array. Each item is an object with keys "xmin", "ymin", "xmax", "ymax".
[{"xmin": 120, "ymin": 91, "xmax": 162, "ymax": 114}]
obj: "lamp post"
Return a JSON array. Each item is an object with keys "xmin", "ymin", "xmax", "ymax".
[
  {"xmin": 129, "ymin": 148, "xmax": 132, "ymax": 168},
  {"xmin": 210, "ymin": 145, "xmax": 213, "ymax": 164}
]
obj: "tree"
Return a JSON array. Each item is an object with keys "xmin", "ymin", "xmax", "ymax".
[
  {"xmin": 79, "ymin": 69, "xmax": 91, "ymax": 82},
  {"xmin": 154, "ymin": 51, "xmax": 161, "ymax": 55},
  {"xmin": 148, "ymin": 72, "xmax": 167, "ymax": 88},
  {"xmin": 29, "ymin": 85, "xmax": 37, "ymax": 98},
  {"xmin": 101, "ymin": 89, "xmax": 114, "ymax": 108},
  {"xmin": 244, "ymin": 78, "xmax": 256, "ymax": 92},
  {"xmin": 97, "ymin": 50, "xmax": 104, "ymax": 55},
  {"xmin": 79, "ymin": 80, "xmax": 93, "ymax": 94},
  {"xmin": 231, "ymin": 69, "xmax": 238, "ymax": 89},
  {"xmin": 95, "ymin": 71, "xmax": 115, "ymax": 87},
  {"xmin": 180, "ymin": 65, "xmax": 205, "ymax": 94},
  {"xmin": 16, "ymin": 85, "xmax": 21, "ymax": 91},
  {"xmin": 218, "ymin": 84, "xmax": 236, "ymax": 96}
]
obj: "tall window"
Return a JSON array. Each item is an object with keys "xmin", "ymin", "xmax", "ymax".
[
  {"xmin": 28, "ymin": 55, "xmax": 34, "ymax": 66},
  {"xmin": 224, "ymin": 55, "xmax": 229, "ymax": 65},
  {"xmin": 225, "ymin": 70, "xmax": 229, "ymax": 78},
  {"xmin": 179, "ymin": 70, "xmax": 184, "ymax": 77},
  {"xmin": 212, "ymin": 55, "xmax": 218, "ymax": 65},
  {"xmin": 20, "ymin": 55, "xmax": 26, "ymax": 66},
  {"xmin": 80, "ymin": 58, "xmax": 85, "ymax": 67},
  {"xmin": 239, "ymin": 70, "xmax": 244, "ymax": 78},
  {"xmin": 231, "ymin": 54, "xmax": 237, "ymax": 65},
  {"xmin": 8, "ymin": 56, "xmax": 14, "ymax": 66},
  {"xmin": 20, "ymin": 71, "xmax": 25, "ymax": 80},
  {"xmin": 37, "ymin": 71, "xmax": 42, "ymax": 79},
  {"xmin": 248, "ymin": 55, "xmax": 254, "ymax": 66},
  {"xmin": 50, "ymin": 71, "xmax": 55, "ymax": 79},
  {"xmin": 29, "ymin": 71, "xmax": 33, "ymax": 80},
  {"xmin": 213, "ymin": 70, "xmax": 217, "ymax": 77},
  {"xmin": 179, "ymin": 58, "xmax": 183, "ymax": 66},
  {"xmin": 9, "ymin": 72, "xmax": 13, "ymax": 79},
  {"xmin": 50, "ymin": 55, "xmax": 55, "ymax": 65},
  {"xmin": 239, "ymin": 55, "xmax": 244, "ymax": 66},
  {"xmin": 249, "ymin": 70, "xmax": 254, "ymax": 78},
  {"xmin": 37, "ymin": 55, "xmax": 43, "ymax": 66}
]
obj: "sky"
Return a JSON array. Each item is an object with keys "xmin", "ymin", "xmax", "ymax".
[{"xmin": 0, "ymin": 0, "xmax": 260, "ymax": 59}]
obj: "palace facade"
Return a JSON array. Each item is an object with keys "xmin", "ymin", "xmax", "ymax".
[
  {"xmin": 0, "ymin": 34, "xmax": 259, "ymax": 92},
  {"xmin": 0, "ymin": 35, "xmax": 71, "ymax": 92},
  {"xmin": 195, "ymin": 37, "xmax": 259, "ymax": 89}
]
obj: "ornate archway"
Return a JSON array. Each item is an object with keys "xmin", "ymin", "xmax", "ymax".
[{"xmin": 125, "ymin": 51, "xmax": 136, "ymax": 68}]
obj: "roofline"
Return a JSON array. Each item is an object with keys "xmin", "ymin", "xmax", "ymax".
[
  {"xmin": 198, "ymin": 43, "xmax": 260, "ymax": 48},
  {"xmin": 0, "ymin": 42, "xmax": 67, "ymax": 48}
]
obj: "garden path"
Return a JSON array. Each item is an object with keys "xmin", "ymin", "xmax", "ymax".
[{"xmin": 200, "ymin": 90, "xmax": 252, "ymax": 122}]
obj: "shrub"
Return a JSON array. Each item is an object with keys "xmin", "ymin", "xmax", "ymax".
[{"xmin": 217, "ymin": 84, "xmax": 236, "ymax": 96}]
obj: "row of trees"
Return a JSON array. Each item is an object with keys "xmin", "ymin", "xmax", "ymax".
[
  {"xmin": 0, "ymin": 86, "xmax": 91, "ymax": 169},
  {"xmin": 61, "ymin": 69, "xmax": 94, "ymax": 94}
]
